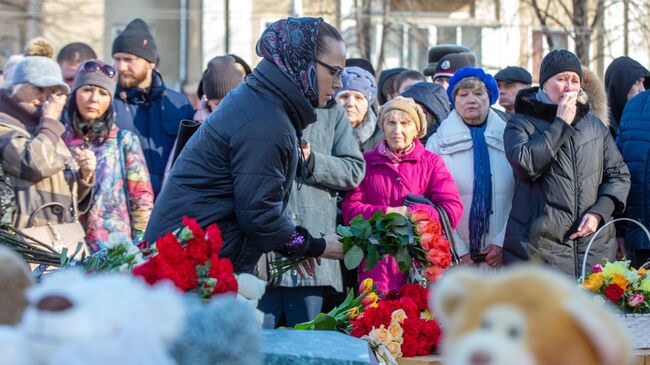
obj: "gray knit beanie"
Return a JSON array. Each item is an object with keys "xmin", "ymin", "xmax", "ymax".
[{"xmin": 70, "ymin": 59, "xmax": 117, "ymax": 97}]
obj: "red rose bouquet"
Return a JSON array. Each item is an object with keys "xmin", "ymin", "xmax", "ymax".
[
  {"xmin": 340, "ymin": 209, "xmax": 452, "ymax": 283},
  {"xmin": 350, "ymin": 284, "xmax": 442, "ymax": 358},
  {"xmin": 132, "ymin": 217, "xmax": 238, "ymax": 298}
]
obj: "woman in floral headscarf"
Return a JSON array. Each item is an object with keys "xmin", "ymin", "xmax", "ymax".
[{"xmin": 145, "ymin": 18, "xmax": 346, "ymax": 274}]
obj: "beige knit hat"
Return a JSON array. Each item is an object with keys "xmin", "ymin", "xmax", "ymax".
[{"xmin": 379, "ymin": 96, "xmax": 428, "ymax": 138}]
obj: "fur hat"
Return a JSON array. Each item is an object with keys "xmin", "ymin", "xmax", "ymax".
[
  {"xmin": 434, "ymin": 53, "xmax": 472, "ymax": 79},
  {"xmin": 539, "ymin": 49, "xmax": 582, "ymax": 87},
  {"xmin": 112, "ymin": 18, "xmax": 158, "ymax": 63},
  {"xmin": 423, "ymin": 44, "xmax": 470, "ymax": 76}
]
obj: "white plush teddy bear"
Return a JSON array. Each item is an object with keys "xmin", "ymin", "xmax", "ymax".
[
  {"xmin": 236, "ymin": 273, "xmax": 267, "ymax": 325},
  {"xmin": 0, "ymin": 269, "xmax": 186, "ymax": 365}
]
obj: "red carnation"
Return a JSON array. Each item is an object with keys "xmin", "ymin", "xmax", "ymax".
[
  {"xmin": 182, "ymin": 216, "xmax": 204, "ymax": 238},
  {"xmin": 208, "ymin": 255, "xmax": 238, "ymax": 294},
  {"xmin": 206, "ymin": 223, "xmax": 223, "ymax": 255},
  {"xmin": 398, "ymin": 284, "xmax": 429, "ymax": 312},
  {"xmin": 604, "ymin": 283, "xmax": 625, "ymax": 302},
  {"xmin": 186, "ymin": 235, "xmax": 210, "ymax": 266}
]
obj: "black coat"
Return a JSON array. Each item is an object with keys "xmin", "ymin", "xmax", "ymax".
[
  {"xmin": 503, "ymin": 87, "xmax": 630, "ymax": 277},
  {"xmin": 144, "ymin": 60, "xmax": 322, "ymax": 273}
]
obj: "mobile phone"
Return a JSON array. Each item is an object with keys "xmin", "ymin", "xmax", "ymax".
[{"xmin": 300, "ymin": 138, "xmax": 309, "ymax": 148}]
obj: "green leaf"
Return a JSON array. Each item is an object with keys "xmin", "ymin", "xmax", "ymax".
[
  {"xmin": 344, "ymin": 245, "xmax": 364, "ymax": 270},
  {"xmin": 396, "ymin": 248, "xmax": 412, "ymax": 272},
  {"xmin": 336, "ymin": 225, "xmax": 354, "ymax": 238},
  {"xmin": 350, "ymin": 219, "xmax": 372, "ymax": 240},
  {"xmin": 365, "ymin": 245, "xmax": 380, "ymax": 270},
  {"xmin": 313, "ymin": 314, "xmax": 338, "ymax": 330}
]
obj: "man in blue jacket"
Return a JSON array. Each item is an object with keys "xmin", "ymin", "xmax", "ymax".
[{"xmin": 112, "ymin": 18, "xmax": 194, "ymax": 196}]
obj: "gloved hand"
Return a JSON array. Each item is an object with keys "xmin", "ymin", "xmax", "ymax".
[{"xmin": 403, "ymin": 194, "xmax": 434, "ymax": 206}]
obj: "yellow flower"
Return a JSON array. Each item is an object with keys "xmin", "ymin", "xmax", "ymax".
[
  {"xmin": 640, "ymin": 278, "xmax": 650, "ymax": 293},
  {"xmin": 369, "ymin": 325, "xmax": 393, "ymax": 344},
  {"xmin": 583, "ymin": 273, "xmax": 604, "ymax": 292},
  {"xmin": 359, "ymin": 278, "xmax": 374, "ymax": 294},
  {"xmin": 362, "ymin": 292, "xmax": 379, "ymax": 308},
  {"xmin": 601, "ymin": 261, "xmax": 630, "ymax": 280},
  {"xmin": 386, "ymin": 341, "xmax": 403, "ymax": 358},
  {"xmin": 388, "ymin": 321, "xmax": 404, "ymax": 339},
  {"xmin": 346, "ymin": 306, "xmax": 360, "ymax": 320},
  {"xmin": 639, "ymin": 267, "xmax": 647, "ymax": 278},
  {"xmin": 612, "ymin": 274, "xmax": 629, "ymax": 291},
  {"xmin": 391, "ymin": 309, "xmax": 407, "ymax": 324},
  {"xmin": 420, "ymin": 309, "xmax": 433, "ymax": 320}
]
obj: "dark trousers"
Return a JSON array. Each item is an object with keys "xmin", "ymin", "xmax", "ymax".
[{"xmin": 258, "ymin": 286, "xmax": 325, "ymax": 328}]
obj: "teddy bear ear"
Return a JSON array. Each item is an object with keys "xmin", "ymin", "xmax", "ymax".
[
  {"xmin": 563, "ymin": 296, "xmax": 632, "ymax": 365},
  {"xmin": 430, "ymin": 267, "xmax": 482, "ymax": 325}
]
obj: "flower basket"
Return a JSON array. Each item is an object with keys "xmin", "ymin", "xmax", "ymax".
[{"xmin": 580, "ymin": 218, "xmax": 650, "ymax": 349}]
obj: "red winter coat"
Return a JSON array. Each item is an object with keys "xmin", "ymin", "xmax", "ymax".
[{"xmin": 342, "ymin": 139, "xmax": 463, "ymax": 293}]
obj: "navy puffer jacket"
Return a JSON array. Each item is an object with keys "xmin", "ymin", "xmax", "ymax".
[
  {"xmin": 617, "ymin": 90, "xmax": 650, "ymax": 258},
  {"xmin": 144, "ymin": 60, "xmax": 323, "ymax": 273},
  {"xmin": 113, "ymin": 70, "xmax": 194, "ymax": 196}
]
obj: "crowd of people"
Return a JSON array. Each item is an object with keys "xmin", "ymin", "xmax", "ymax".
[{"xmin": 1, "ymin": 16, "xmax": 649, "ymax": 328}]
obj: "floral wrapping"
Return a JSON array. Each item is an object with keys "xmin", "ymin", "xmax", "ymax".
[{"xmin": 64, "ymin": 126, "xmax": 154, "ymax": 252}]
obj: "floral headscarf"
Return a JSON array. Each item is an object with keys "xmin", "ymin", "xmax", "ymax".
[{"xmin": 256, "ymin": 17, "xmax": 322, "ymax": 108}]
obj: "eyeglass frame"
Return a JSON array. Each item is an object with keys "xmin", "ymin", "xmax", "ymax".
[{"xmin": 316, "ymin": 59, "xmax": 343, "ymax": 83}]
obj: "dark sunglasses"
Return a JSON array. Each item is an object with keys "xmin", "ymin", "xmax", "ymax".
[
  {"xmin": 316, "ymin": 59, "xmax": 343, "ymax": 82},
  {"xmin": 80, "ymin": 61, "xmax": 117, "ymax": 78}
]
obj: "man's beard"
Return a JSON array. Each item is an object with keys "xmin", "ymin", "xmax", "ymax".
[{"xmin": 118, "ymin": 68, "xmax": 149, "ymax": 89}]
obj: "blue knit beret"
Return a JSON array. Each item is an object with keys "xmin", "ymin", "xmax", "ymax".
[
  {"xmin": 447, "ymin": 66, "xmax": 499, "ymax": 108},
  {"xmin": 341, "ymin": 66, "xmax": 378, "ymax": 104}
]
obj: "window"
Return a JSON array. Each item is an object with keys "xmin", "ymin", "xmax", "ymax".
[{"xmin": 532, "ymin": 30, "xmax": 569, "ymax": 82}]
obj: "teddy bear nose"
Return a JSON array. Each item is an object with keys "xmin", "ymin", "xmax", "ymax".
[
  {"xmin": 36, "ymin": 295, "xmax": 73, "ymax": 312},
  {"xmin": 470, "ymin": 350, "xmax": 491, "ymax": 365}
]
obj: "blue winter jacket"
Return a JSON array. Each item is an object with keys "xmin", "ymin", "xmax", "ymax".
[
  {"xmin": 113, "ymin": 70, "xmax": 194, "ymax": 196},
  {"xmin": 617, "ymin": 90, "xmax": 650, "ymax": 252}
]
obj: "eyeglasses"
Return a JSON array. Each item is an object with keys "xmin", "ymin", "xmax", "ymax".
[
  {"xmin": 80, "ymin": 61, "xmax": 117, "ymax": 78},
  {"xmin": 316, "ymin": 59, "xmax": 343, "ymax": 83}
]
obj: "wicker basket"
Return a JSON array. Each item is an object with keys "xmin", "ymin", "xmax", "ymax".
[
  {"xmin": 580, "ymin": 218, "xmax": 650, "ymax": 349},
  {"xmin": 617, "ymin": 313, "xmax": 650, "ymax": 349}
]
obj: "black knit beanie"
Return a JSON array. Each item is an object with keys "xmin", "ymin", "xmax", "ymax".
[
  {"xmin": 539, "ymin": 49, "xmax": 582, "ymax": 87},
  {"xmin": 112, "ymin": 18, "xmax": 158, "ymax": 63}
]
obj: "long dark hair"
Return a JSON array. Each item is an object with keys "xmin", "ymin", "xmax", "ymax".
[{"xmin": 67, "ymin": 89, "xmax": 114, "ymax": 146}]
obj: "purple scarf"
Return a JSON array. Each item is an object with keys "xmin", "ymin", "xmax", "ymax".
[{"xmin": 256, "ymin": 17, "xmax": 322, "ymax": 108}]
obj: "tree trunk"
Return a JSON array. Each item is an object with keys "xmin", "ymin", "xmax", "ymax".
[
  {"xmin": 356, "ymin": 0, "xmax": 372, "ymax": 61},
  {"xmin": 572, "ymin": 0, "xmax": 590, "ymax": 65},
  {"xmin": 375, "ymin": 0, "xmax": 390, "ymax": 75}
]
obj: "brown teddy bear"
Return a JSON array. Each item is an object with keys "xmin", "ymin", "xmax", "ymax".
[
  {"xmin": 0, "ymin": 246, "xmax": 33, "ymax": 325},
  {"xmin": 431, "ymin": 265, "xmax": 632, "ymax": 365}
]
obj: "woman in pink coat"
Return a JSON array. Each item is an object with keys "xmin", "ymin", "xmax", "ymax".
[{"xmin": 342, "ymin": 96, "xmax": 463, "ymax": 293}]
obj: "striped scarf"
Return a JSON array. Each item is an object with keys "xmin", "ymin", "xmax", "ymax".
[{"xmin": 469, "ymin": 122, "xmax": 492, "ymax": 255}]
